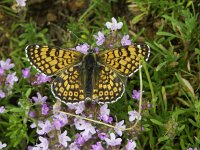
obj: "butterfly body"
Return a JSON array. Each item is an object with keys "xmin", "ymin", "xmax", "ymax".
[
  {"xmin": 81, "ymin": 52, "xmax": 97, "ymax": 100},
  {"xmin": 25, "ymin": 44, "xmax": 150, "ymax": 104}
]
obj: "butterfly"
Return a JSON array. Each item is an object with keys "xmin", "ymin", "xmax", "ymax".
[{"xmin": 25, "ymin": 44, "xmax": 150, "ymax": 104}]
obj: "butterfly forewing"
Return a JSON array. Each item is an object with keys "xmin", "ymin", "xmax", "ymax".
[
  {"xmin": 93, "ymin": 66, "xmax": 124, "ymax": 103},
  {"xmin": 25, "ymin": 44, "xmax": 84, "ymax": 76},
  {"xmin": 26, "ymin": 43, "xmax": 150, "ymax": 103},
  {"xmin": 97, "ymin": 44, "xmax": 150, "ymax": 77},
  {"xmin": 51, "ymin": 66, "xmax": 85, "ymax": 103}
]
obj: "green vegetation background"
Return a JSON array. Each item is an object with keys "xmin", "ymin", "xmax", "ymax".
[{"xmin": 0, "ymin": 0, "xmax": 200, "ymax": 149}]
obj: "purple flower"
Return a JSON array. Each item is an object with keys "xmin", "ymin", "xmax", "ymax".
[
  {"xmin": 16, "ymin": 0, "xmax": 27, "ymax": 6},
  {"xmin": 33, "ymin": 136, "xmax": 49, "ymax": 150},
  {"xmin": 36, "ymin": 73, "xmax": 51, "ymax": 85},
  {"xmin": 121, "ymin": 35, "xmax": 131, "ymax": 46},
  {"xmin": 93, "ymin": 31, "xmax": 105, "ymax": 46},
  {"xmin": 105, "ymin": 17, "xmax": 123, "ymax": 31},
  {"xmin": 74, "ymin": 118, "xmax": 96, "ymax": 141},
  {"xmin": 75, "ymin": 133, "xmax": 86, "ymax": 146},
  {"xmin": 187, "ymin": 148, "xmax": 198, "ymax": 150},
  {"xmin": 98, "ymin": 132, "xmax": 109, "ymax": 140},
  {"xmin": 105, "ymin": 133, "xmax": 122, "ymax": 146},
  {"xmin": 30, "ymin": 122, "xmax": 37, "ymax": 128},
  {"xmin": 91, "ymin": 142, "xmax": 104, "ymax": 150},
  {"xmin": 0, "ymin": 106, "xmax": 5, "ymax": 113},
  {"xmin": 80, "ymin": 123, "xmax": 96, "ymax": 141},
  {"xmin": 69, "ymin": 142, "xmax": 80, "ymax": 150},
  {"xmin": 99, "ymin": 104, "xmax": 113, "ymax": 123},
  {"xmin": 53, "ymin": 113, "xmax": 68, "ymax": 129},
  {"xmin": 6, "ymin": 72, "xmax": 18, "ymax": 86},
  {"xmin": 32, "ymin": 92, "xmax": 47, "ymax": 104},
  {"xmin": 0, "ymin": 90, "xmax": 5, "ymax": 98},
  {"xmin": 126, "ymin": 140, "xmax": 136, "ymax": 150},
  {"xmin": 0, "ymin": 141, "xmax": 7, "ymax": 149},
  {"xmin": 76, "ymin": 43, "xmax": 90, "ymax": 54},
  {"xmin": 100, "ymin": 104, "xmax": 110, "ymax": 116},
  {"xmin": 74, "ymin": 118, "xmax": 87, "ymax": 130},
  {"xmin": 58, "ymin": 130, "xmax": 71, "ymax": 148},
  {"xmin": 67, "ymin": 102, "xmax": 85, "ymax": 114},
  {"xmin": 29, "ymin": 111, "xmax": 36, "ymax": 118},
  {"xmin": 94, "ymin": 47, "xmax": 99, "ymax": 53},
  {"xmin": 0, "ymin": 67, "xmax": 4, "ymax": 76},
  {"xmin": 41, "ymin": 103, "xmax": 49, "ymax": 115},
  {"xmin": 114, "ymin": 120, "xmax": 126, "ymax": 136},
  {"xmin": 132, "ymin": 90, "xmax": 140, "ymax": 100},
  {"xmin": 36, "ymin": 120, "xmax": 53, "ymax": 135},
  {"xmin": 128, "ymin": 110, "xmax": 141, "ymax": 122},
  {"xmin": 0, "ymin": 58, "xmax": 14, "ymax": 70},
  {"xmin": 22, "ymin": 67, "xmax": 30, "ymax": 78}
]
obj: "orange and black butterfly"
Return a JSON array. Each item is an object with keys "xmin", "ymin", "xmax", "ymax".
[{"xmin": 25, "ymin": 44, "xmax": 150, "ymax": 104}]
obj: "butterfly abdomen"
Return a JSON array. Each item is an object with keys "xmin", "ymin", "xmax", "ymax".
[{"xmin": 82, "ymin": 53, "xmax": 97, "ymax": 100}]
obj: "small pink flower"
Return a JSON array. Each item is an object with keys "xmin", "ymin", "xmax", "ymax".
[
  {"xmin": 22, "ymin": 67, "xmax": 30, "ymax": 78},
  {"xmin": 105, "ymin": 17, "xmax": 123, "ymax": 31},
  {"xmin": 0, "ymin": 106, "xmax": 5, "ymax": 113},
  {"xmin": 33, "ymin": 136, "xmax": 49, "ymax": 150},
  {"xmin": 93, "ymin": 31, "xmax": 105, "ymax": 46},
  {"xmin": 67, "ymin": 102, "xmax": 85, "ymax": 114},
  {"xmin": 53, "ymin": 112, "xmax": 68, "ymax": 129},
  {"xmin": 114, "ymin": 120, "xmax": 126, "ymax": 136},
  {"xmin": 41, "ymin": 103, "xmax": 49, "ymax": 115},
  {"xmin": 68, "ymin": 142, "xmax": 80, "ymax": 150},
  {"xmin": 0, "ymin": 67, "xmax": 4, "ymax": 76},
  {"xmin": 76, "ymin": 43, "xmax": 90, "ymax": 54},
  {"xmin": 105, "ymin": 133, "xmax": 122, "ymax": 146},
  {"xmin": 35, "ymin": 73, "xmax": 51, "ymax": 85},
  {"xmin": 126, "ymin": 140, "xmax": 136, "ymax": 150},
  {"xmin": 91, "ymin": 142, "xmax": 104, "ymax": 150},
  {"xmin": 0, "ymin": 58, "xmax": 14, "ymax": 70},
  {"xmin": 32, "ymin": 92, "xmax": 47, "ymax": 104},
  {"xmin": 132, "ymin": 90, "xmax": 140, "ymax": 100},
  {"xmin": 36, "ymin": 120, "xmax": 53, "ymax": 135},
  {"xmin": 16, "ymin": 0, "xmax": 27, "ymax": 7},
  {"xmin": 0, "ymin": 90, "xmax": 5, "ymax": 98},
  {"xmin": 58, "ymin": 130, "xmax": 71, "ymax": 148},
  {"xmin": 0, "ymin": 141, "xmax": 7, "ymax": 149},
  {"xmin": 128, "ymin": 110, "xmax": 141, "ymax": 122},
  {"xmin": 121, "ymin": 35, "xmax": 131, "ymax": 46},
  {"xmin": 6, "ymin": 72, "xmax": 18, "ymax": 86}
]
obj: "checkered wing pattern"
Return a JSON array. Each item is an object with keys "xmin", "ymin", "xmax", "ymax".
[
  {"xmin": 92, "ymin": 66, "xmax": 124, "ymax": 103},
  {"xmin": 97, "ymin": 44, "xmax": 150, "ymax": 77},
  {"xmin": 25, "ymin": 44, "xmax": 83, "ymax": 76},
  {"xmin": 51, "ymin": 66, "xmax": 85, "ymax": 102}
]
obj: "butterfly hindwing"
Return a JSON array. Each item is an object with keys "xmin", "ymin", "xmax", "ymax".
[
  {"xmin": 26, "ymin": 43, "xmax": 150, "ymax": 103},
  {"xmin": 25, "ymin": 44, "xmax": 84, "ymax": 76},
  {"xmin": 97, "ymin": 44, "xmax": 150, "ymax": 77},
  {"xmin": 51, "ymin": 66, "xmax": 85, "ymax": 103},
  {"xmin": 93, "ymin": 66, "xmax": 124, "ymax": 103}
]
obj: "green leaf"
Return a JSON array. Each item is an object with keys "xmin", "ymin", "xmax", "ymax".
[
  {"xmin": 157, "ymin": 31, "xmax": 180, "ymax": 38},
  {"xmin": 131, "ymin": 12, "xmax": 146, "ymax": 24},
  {"xmin": 188, "ymin": 119, "xmax": 199, "ymax": 127},
  {"xmin": 150, "ymin": 119, "xmax": 164, "ymax": 126},
  {"xmin": 158, "ymin": 136, "xmax": 169, "ymax": 142},
  {"xmin": 25, "ymin": 88, "xmax": 32, "ymax": 98}
]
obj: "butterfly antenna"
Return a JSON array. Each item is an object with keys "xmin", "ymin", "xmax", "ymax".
[{"xmin": 67, "ymin": 29, "xmax": 84, "ymax": 43}]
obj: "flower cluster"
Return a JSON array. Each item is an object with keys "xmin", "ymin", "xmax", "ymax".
[
  {"xmin": 27, "ymin": 99, "xmax": 140, "ymax": 149},
  {"xmin": 21, "ymin": 66, "xmax": 51, "ymax": 85},
  {"xmin": 74, "ymin": 17, "xmax": 132, "ymax": 55},
  {"xmin": 0, "ymin": 58, "xmax": 18, "ymax": 99}
]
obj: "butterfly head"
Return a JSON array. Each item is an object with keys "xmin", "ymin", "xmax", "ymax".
[{"xmin": 87, "ymin": 49, "xmax": 95, "ymax": 54}]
